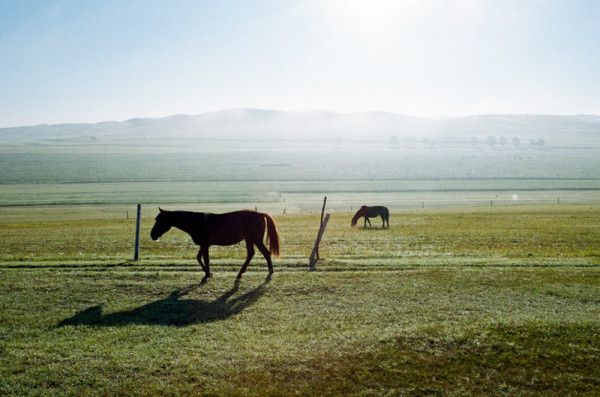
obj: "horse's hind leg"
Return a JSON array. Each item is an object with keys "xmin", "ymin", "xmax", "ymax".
[
  {"xmin": 255, "ymin": 240, "xmax": 273, "ymax": 279},
  {"xmin": 237, "ymin": 240, "xmax": 255, "ymax": 279}
]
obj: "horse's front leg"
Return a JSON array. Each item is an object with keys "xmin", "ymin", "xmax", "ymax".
[
  {"xmin": 196, "ymin": 249, "xmax": 207, "ymax": 273},
  {"xmin": 200, "ymin": 245, "xmax": 211, "ymax": 282},
  {"xmin": 366, "ymin": 217, "xmax": 372, "ymax": 228}
]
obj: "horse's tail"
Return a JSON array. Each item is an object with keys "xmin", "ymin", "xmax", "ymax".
[{"xmin": 262, "ymin": 213, "xmax": 280, "ymax": 257}]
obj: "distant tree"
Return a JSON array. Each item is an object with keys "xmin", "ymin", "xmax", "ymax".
[
  {"xmin": 499, "ymin": 136, "xmax": 508, "ymax": 146},
  {"xmin": 487, "ymin": 136, "xmax": 496, "ymax": 147},
  {"xmin": 512, "ymin": 137, "xmax": 520, "ymax": 148},
  {"xmin": 529, "ymin": 138, "xmax": 546, "ymax": 148},
  {"xmin": 388, "ymin": 135, "xmax": 399, "ymax": 146},
  {"xmin": 333, "ymin": 136, "xmax": 345, "ymax": 148},
  {"xmin": 470, "ymin": 136, "xmax": 479, "ymax": 147}
]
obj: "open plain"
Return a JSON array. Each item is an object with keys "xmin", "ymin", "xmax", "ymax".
[{"xmin": 1, "ymin": 205, "xmax": 599, "ymax": 395}]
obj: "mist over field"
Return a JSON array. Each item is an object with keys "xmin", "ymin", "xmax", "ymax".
[
  {"xmin": 2, "ymin": 108, "xmax": 600, "ymax": 146},
  {"xmin": 1, "ymin": 108, "xmax": 599, "ymax": 210}
]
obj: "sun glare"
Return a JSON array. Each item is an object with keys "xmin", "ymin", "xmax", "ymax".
[
  {"xmin": 324, "ymin": 0, "xmax": 424, "ymax": 37},
  {"xmin": 339, "ymin": 0, "xmax": 396, "ymax": 23}
]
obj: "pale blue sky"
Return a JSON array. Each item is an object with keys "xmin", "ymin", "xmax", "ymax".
[{"xmin": 1, "ymin": 0, "xmax": 600, "ymax": 127}]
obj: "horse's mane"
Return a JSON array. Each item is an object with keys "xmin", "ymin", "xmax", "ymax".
[
  {"xmin": 158, "ymin": 210, "xmax": 207, "ymax": 236},
  {"xmin": 351, "ymin": 206, "xmax": 368, "ymax": 226}
]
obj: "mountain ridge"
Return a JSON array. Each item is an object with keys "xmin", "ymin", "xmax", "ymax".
[{"xmin": 2, "ymin": 108, "xmax": 600, "ymax": 144}]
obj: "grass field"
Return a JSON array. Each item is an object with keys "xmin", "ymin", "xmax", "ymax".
[
  {"xmin": 1, "ymin": 205, "xmax": 600, "ymax": 395},
  {"xmin": 1, "ymin": 205, "xmax": 599, "ymax": 265}
]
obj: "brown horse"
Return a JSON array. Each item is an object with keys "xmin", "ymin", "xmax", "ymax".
[
  {"xmin": 351, "ymin": 205, "xmax": 390, "ymax": 229},
  {"xmin": 150, "ymin": 208, "xmax": 280, "ymax": 281}
]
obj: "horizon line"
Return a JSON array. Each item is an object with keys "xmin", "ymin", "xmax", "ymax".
[{"xmin": 2, "ymin": 107, "xmax": 600, "ymax": 130}]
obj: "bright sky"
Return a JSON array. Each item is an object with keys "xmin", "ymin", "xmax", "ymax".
[{"xmin": 1, "ymin": 0, "xmax": 600, "ymax": 127}]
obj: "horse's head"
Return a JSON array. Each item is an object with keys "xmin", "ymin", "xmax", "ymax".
[
  {"xmin": 351, "ymin": 205, "xmax": 368, "ymax": 227},
  {"xmin": 150, "ymin": 207, "xmax": 172, "ymax": 241}
]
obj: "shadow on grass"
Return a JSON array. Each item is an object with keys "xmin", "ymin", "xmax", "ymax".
[
  {"xmin": 356, "ymin": 226, "xmax": 389, "ymax": 231},
  {"xmin": 57, "ymin": 279, "xmax": 268, "ymax": 327}
]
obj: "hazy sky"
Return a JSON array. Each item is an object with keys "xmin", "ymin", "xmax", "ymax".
[{"xmin": 1, "ymin": 0, "xmax": 600, "ymax": 127}]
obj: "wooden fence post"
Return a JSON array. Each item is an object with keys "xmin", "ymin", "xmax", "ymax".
[
  {"xmin": 317, "ymin": 196, "xmax": 327, "ymax": 259},
  {"xmin": 133, "ymin": 204, "xmax": 141, "ymax": 261},
  {"xmin": 309, "ymin": 213, "xmax": 330, "ymax": 270}
]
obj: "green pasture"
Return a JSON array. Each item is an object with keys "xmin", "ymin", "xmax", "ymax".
[
  {"xmin": 1, "ymin": 205, "xmax": 599, "ymax": 266},
  {"xmin": 1, "ymin": 205, "xmax": 600, "ymax": 395}
]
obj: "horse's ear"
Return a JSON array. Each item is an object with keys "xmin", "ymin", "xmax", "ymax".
[{"xmin": 159, "ymin": 207, "xmax": 165, "ymax": 213}]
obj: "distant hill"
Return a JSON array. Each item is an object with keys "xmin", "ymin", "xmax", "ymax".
[{"xmin": 2, "ymin": 108, "xmax": 600, "ymax": 146}]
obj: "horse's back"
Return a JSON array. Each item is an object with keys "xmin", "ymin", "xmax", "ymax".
[
  {"xmin": 208, "ymin": 210, "xmax": 267, "ymax": 245},
  {"xmin": 367, "ymin": 206, "xmax": 389, "ymax": 217},
  {"xmin": 220, "ymin": 210, "xmax": 266, "ymax": 226}
]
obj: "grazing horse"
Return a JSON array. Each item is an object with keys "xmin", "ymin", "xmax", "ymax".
[
  {"xmin": 351, "ymin": 205, "xmax": 390, "ymax": 229},
  {"xmin": 151, "ymin": 208, "xmax": 280, "ymax": 281}
]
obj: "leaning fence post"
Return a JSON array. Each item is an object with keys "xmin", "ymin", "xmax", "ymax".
[
  {"xmin": 320, "ymin": 196, "xmax": 327, "ymax": 225},
  {"xmin": 317, "ymin": 196, "xmax": 327, "ymax": 259},
  {"xmin": 309, "ymin": 213, "xmax": 330, "ymax": 271},
  {"xmin": 133, "ymin": 204, "xmax": 141, "ymax": 261}
]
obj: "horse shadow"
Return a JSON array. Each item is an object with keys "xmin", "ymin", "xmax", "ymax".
[{"xmin": 57, "ymin": 279, "xmax": 268, "ymax": 327}]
